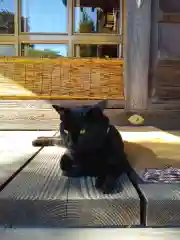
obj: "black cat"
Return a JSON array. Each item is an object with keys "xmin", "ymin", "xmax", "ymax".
[
  {"xmin": 54, "ymin": 103, "xmax": 130, "ymax": 194},
  {"xmin": 32, "ymin": 101, "xmax": 107, "ymax": 147},
  {"xmin": 52, "ymin": 100, "xmax": 107, "ymax": 148}
]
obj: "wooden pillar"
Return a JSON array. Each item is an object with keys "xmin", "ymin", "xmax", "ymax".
[{"xmin": 124, "ymin": 0, "xmax": 152, "ymax": 111}]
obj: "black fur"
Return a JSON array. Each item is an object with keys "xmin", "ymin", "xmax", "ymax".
[
  {"xmin": 52, "ymin": 100, "xmax": 107, "ymax": 147},
  {"xmin": 53, "ymin": 102, "xmax": 129, "ymax": 193}
]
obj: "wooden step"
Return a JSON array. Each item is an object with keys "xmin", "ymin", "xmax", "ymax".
[
  {"xmin": 0, "ymin": 131, "xmax": 55, "ymax": 189},
  {"xmin": 0, "ymin": 146, "xmax": 140, "ymax": 228},
  {"xmin": 121, "ymin": 126, "xmax": 180, "ymax": 227}
]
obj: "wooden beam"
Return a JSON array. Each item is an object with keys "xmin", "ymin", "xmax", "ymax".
[
  {"xmin": 0, "ymin": 96, "xmax": 124, "ymax": 101},
  {"xmin": 149, "ymin": 0, "xmax": 159, "ymax": 101},
  {"xmin": 158, "ymin": 12, "xmax": 180, "ymax": 23},
  {"xmin": 124, "ymin": 0, "xmax": 152, "ymax": 110}
]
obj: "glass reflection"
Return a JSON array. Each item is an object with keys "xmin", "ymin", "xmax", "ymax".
[
  {"xmin": 0, "ymin": 45, "xmax": 15, "ymax": 56},
  {"xmin": 0, "ymin": 0, "xmax": 15, "ymax": 34},
  {"xmin": 74, "ymin": 44, "xmax": 119, "ymax": 58},
  {"xmin": 21, "ymin": 0, "xmax": 67, "ymax": 33},
  {"xmin": 21, "ymin": 44, "xmax": 68, "ymax": 57},
  {"xmin": 74, "ymin": 0, "xmax": 120, "ymax": 34}
]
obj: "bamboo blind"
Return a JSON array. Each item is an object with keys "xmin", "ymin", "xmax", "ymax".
[{"xmin": 0, "ymin": 57, "xmax": 124, "ymax": 100}]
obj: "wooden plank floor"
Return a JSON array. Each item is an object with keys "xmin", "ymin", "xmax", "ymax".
[
  {"xmin": 1, "ymin": 100, "xmax": 180, "ymax": 130},
  {"xmin": 0, "ymin": 100, "xmax": 115, "ymax": 130},
  {"xmin": 0, "ymin": 100, "xmax": 124, "ymax": 130},
  {"xmin": 0, "ymin": 127, "xmax": 179, "ymax": 189},
  {"xmin": 119, "ymin": 126, "xmax": 180, "ymax": 175},
  {"xmin": 0, "ymin": 131, "xmax": 55, "ymax": 189},
  {"xmin": 0, "ymin": 127, "xmax": 179, "ymax": 228},
  {"xmin": 0, "ymin": 146, "xmax": 69, "ymax": 228},
  {"xmin": 0, "ymin": 145, "xmax": 140, "ymax": 228},
  {"xmin": 1, "ymin": 228, "xmax": 180, "ymax": 240},
  {"xmin": 0, "ymin": 100, "xmax": 59, "ymax": 130},
  {"xmin": 119, "ymin": 126, "xmax": 180, "ymax": 227}
]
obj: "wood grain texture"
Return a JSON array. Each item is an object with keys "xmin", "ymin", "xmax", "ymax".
[
  {"xmin": 1, "ymin": 228, "xmax": 180, "ymax": 240},
  {"xmin": 151, "ymin": 1, "xmax": 180, "ymax": 100},
  {"xmin": 0, "ymin": 147, "xmax": 68, "ymax": 228},
  {"xmin": 0, "ymin": 146, "xmax": 140, "ymax": 228},
  {"xmin": 159, "ymin": 0, "xmax": 180, "ymax": 23},
  {"xmin": 0, "ymin": 99, "xmax": 125, "ymax": 130},
  {"xmin": 124, "ymin": 0, "xmax": 151, "ymax": 110},
  {"xmin": 159, "ymin": 12, "xmax": 180, "ymax": 23},
  {"xmin": 0, "ymin": 57, "xmax": 124, "ymax": 100},
  {"xmin": 159, "ymin": 0, "xmax": 180, "ymax": 13},
  {"xmin": 155, "ymin": 59, "xmax": 180, "ymax": 99},
  {"xmin": 158, "ymin": 23, "xmax": 180, "ymax": 59},
  {"xmin": 0, "ymin": 100, "xmax": 125, "ymax": 130},
  {"xmin": 66, "ymin": 175, "xmax": 140, "ymax": 227},
  {"xmin": 121, "ymin": 126, "xmax": 180, "ymax": 227},
  {"xmin": 0, "ymin": 131, "xmax": 55, "ymax": 188},
  {"xmin": 149, "ymin": 0, "xmax": 159, "ymax": 99},
  {"xmin": 1, "ymin": 105, "xmax": 180, "ymax": 130},
  {"xmin": 122, "ymin": 127, "xmax": 180, "ymax": 174}
]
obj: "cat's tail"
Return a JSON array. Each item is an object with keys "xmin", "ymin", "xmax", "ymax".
[{"xmin": 32, "ymin": 136, "xmax": 65, "ymax": 147}]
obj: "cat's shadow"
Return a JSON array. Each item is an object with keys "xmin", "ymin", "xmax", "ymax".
[
  {"xmin": 124, "ymin": 140, "xmax": 180, "ymax": 170},
  {"xmin": 124, "ymin": 141, "xmax": 156, "ymax": 169}
]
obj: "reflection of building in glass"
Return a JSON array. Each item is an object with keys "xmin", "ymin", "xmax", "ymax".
[
  {"xmin": 0, "ymin": 0, "xmax": 122, "ymax": 58},
  {"xmin": 0, "ymin": 25, "xmax": 7, "ymax": 33},
  {"xmin": 75, "ymin": 44, "xmax": 119, "ymax": 58},
  {"xmin": 0, "ymin": 44, "xmax": 15, "ymax": 56},
  {"xmin": 74, "ymin": 0, "xmax": 120, "ymax": 34},
  {"xmin": 21, "ymin": 44, "xmax": 68, "ymax": 57},
  {"xmin": 0, "ymin": 9, "xmax": 29, "ymax": 34},
  {"xmin": 0, "ymin": 10, "xmax": 15, "ymax": 34}
]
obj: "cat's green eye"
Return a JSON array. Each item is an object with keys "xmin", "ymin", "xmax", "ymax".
[{"xmin": 80, "ymin": 129, "xmax": 86, "ymax": 134}]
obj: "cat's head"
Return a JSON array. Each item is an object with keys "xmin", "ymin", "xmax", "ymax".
[
  {"xmin": 84, "ymin": 105, "xmax": 109, "ymax": 127},
  {"xmin": 52, "ymin": 100, "xmax": 107, "ymax": 132},
  {"xmin": 52, "ymin": 105, "xmax": 79, "ymax": 133}
]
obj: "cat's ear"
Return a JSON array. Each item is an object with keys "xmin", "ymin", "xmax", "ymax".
[
  {"xmin": 92, "ymin": 100, "xmax": 107, "ymax": 111},
  {"xmin": 86, "ymin": 106, "xmax": 109, "ymax": 124},
  {"xmin": 86, "ymin": 106, "xmax": 103, "ymax": 119},
  {"xmin": 52, "ymin": 105, "xmax": 70, "ymax": 115}
]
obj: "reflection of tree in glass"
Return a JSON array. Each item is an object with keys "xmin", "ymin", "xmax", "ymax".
[
  {"xmin": 80, "ymin": 44, "xmax": 97, "ymax": 58},
  {"xmin": 79, "ymin": 10, "xmax": 95, "ymax": 33},
  {"xmin": 27, "ymin": 46, "xmax": 62, "ymax": 57},
  {"xmin": 0, "ymin": 10, "xmax": 29, "ymax": 33},
  {"xmin": 78, "ymin": 11, "xmax": 97, "ymax": 57}
]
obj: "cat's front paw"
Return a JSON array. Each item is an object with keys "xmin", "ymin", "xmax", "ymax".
[
  {"xmin": 95, "ymin": 176, "xmax": 105, "ymax": 189},
  {"xmin": 101, "ymin": 176, "xmax": 118, "ymax": 194},
  {"xmin": 60, "ymin": 154, "xmax": 73, "ymax": 171}
]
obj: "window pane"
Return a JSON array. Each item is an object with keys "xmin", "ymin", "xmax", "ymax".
[
  {"xmin": 0, "ymin": 0, "xmax": 15, "ymax": 34},
  {"xmin": 74, "ymin": 44, "xmax": 119, "ymax": 58},
  {"xmin": 74, "ymin": 0, "xmax": 120, "ymax": 34},
  {"xmin": 21, "ymin": 44, "xmax": 68, "ymax": 57},
  {"xmin": 0, "ymin": 45, "xmax": 15, "ymax": 56},
  {"xmin": 21, "ymin": 0, "xmax": 67, "ymax": 33}
]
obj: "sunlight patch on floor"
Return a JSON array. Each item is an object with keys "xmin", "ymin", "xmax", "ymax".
[
  {"xmin": 120, "ymin": 129, "xmax": 180, "ymax": 144},
  {"xmin": 0, "ymin": 74, "xmax": 36, "ymax": 96}
]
